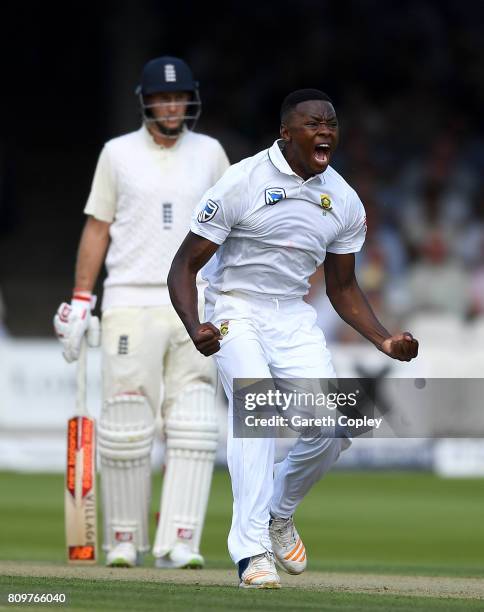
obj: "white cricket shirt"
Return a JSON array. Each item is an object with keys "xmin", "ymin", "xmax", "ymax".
[
  {"xmin": 190, "ymin": 139, "xmax": 366, "ymax": 299},
  {"xmin": 84, "ymin": 125, "xmax": 229, "ymax": 310}
]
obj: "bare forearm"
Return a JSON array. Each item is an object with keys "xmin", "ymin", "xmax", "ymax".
[
  {"xmin": 324, "ymin": 253, "xmax": 418, "ymax": 361},
  {"xmin": 168, "ymin": 232, "xmax": 221, "ymax": 356},
  {"xmin": 167, "ymin": 259, "xmax": 200, "ymax": 338},
  {"xmin": 168, "ymin": 232, "xmax": 219, "ymax": 339},
  {"xmin": 327, "ymin": 280, "xmax": 390, "ymax": 349},
  {"xmin": 74, "ymin": 216, "xmax": 110, "ymax": 291}
]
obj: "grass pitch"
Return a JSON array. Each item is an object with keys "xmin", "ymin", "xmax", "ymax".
[
  {"xmin": 2, "ymin": 574, "xmax": 484, "ymax": 611},
  {"xmin": 0, "ymin": 470, "xmax": 483, "ymax": 610}
]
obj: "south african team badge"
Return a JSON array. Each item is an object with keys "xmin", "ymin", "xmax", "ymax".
[
  {"xmin": 220, "ymin": 320, "xmax": 230, "ymax": 337},
  {"xmin": 320, "ymin": 194, "xmax": 332, "ymax": 211}
]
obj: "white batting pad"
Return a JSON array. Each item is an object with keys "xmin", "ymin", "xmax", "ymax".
[
  {"xmin": 153, "ymin": 384, "xmax": 218, "ymax": 557},
  {"xmin": 98, "ymin": 394, "xmax": 154, "ymax": 552}
]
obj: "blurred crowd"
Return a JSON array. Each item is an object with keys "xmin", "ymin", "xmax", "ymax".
[
  {"xmin": 0, "ymin": 0, "xmax": 483, "ymax": 339},
  {"xmin": 309, "ymin": 122, "xmax": 484, "ymax": 342},
  {"xmin": 280, "ymin": 2, "xmax": 484, "ymax": 343},
  {"xmin": 194, "ymin": 0, "xmax": 484, "ymax": 344}
]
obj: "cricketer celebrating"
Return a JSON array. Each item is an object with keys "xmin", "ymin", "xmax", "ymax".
[
  {"xmin": 168, "ymin": 89, "xmax": 419, "ymax": 588},
  {"xmin": 54, "ymin": 56, "xmax": 229, "ymax": 569}
]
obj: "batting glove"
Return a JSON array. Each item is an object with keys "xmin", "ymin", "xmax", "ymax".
[{"xmin": 53, "ymin": 290, "xmax": 97, "ymax": 363}]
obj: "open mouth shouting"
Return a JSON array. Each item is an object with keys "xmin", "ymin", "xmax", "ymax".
[{"xmin": 313, "ymin": 142, "xmax": 332, "ymax": 168}]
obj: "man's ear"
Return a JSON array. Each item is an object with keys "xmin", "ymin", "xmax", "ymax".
[{"xmin": 280, "ymin": 123, "xmax": 290, "ymax": 141}]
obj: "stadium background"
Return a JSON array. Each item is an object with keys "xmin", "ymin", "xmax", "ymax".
[
  {"xmin": 0, "ymin": 1, "xmax": 483, "ymax": 338},
  {"xmin": 1, "ymin": 1, "xmax": 484, "ymax": 605}
]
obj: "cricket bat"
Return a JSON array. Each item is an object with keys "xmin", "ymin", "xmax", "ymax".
[{"xmin": 65, "ymin": 332, "xmax": 98, "ymax": 564}]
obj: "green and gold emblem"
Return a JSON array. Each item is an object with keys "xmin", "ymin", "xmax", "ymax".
[
  {"xmin": 320, "ymin": 194, "xmax": 332, "ymax": 211},
  {"xmin": 220, "ymin": 320, "xmax": 230, "ymax": 336}
]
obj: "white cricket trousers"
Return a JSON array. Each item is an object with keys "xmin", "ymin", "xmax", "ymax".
[
  {"xmin": 207, "ymin": 292, "xmax": 350, "ymax": 564},
  {"xmin": 102, "ymin": 305, "xmax": 216, "ymax": 416}
]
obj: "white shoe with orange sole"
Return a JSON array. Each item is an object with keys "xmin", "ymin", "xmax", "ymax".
[
  {"xmin": 238, "ymin": 552, "xmax": 281, "ymax": 588},
  {"xmin": 269, "ymin": 515, "xmax": 307, "ymax": 575}
]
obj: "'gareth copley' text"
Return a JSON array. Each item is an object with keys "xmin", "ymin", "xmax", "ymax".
[{"xmin": 244, "ymin": 414, "xmax": 382, "ymax": 429}]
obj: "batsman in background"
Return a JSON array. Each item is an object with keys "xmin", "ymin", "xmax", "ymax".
[{"xmin": 54, "ymin": 56, "xmax": 230, "ymax": 569}]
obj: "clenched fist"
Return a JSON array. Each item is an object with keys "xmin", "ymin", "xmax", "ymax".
[
  {"xmin": 190, "ymin": 322, "xmax": 222, "ymax": 356},
  {"xmin": 381, "ymin": 332, "xmax": 419, "ymax": 362}
]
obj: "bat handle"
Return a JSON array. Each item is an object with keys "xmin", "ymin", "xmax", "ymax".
[{"xmin": 76, "ymin": 334, "xmax": 87, "ymax": 416}]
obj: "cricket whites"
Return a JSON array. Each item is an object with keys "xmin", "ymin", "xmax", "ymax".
[{"xmin": 65, "ymin": 333, "xmax": 98, "ymax": 563}]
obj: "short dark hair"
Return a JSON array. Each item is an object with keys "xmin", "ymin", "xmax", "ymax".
[{"xmin": 280, "ymin": 89, "xmax": 333, "ymax": 122}]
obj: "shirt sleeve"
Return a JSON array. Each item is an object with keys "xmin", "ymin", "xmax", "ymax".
[
  {"xmin": 84, "ymin": 146, "xmax": 117, "ymax": 223},
  {"xmin": 190, "ymin": 164, "xmax": 248, "ymax": 245},
  {"xmin": 327, "ymin": 189, "xmax": 367, "ymax": 254}
]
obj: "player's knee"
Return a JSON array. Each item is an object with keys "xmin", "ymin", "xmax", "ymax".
[
  {"xmin": 340, "ymin": 436, "xmax": 352, "ymax": 452},
  {"xmin": 294, "ymin": 435, "xmax": 346, "ymax": 462},
  {"xmin": 185, "ymin": 358, "xmax": 218, "ymax": 387},
  {"xmin": 98, "ymin": 393, "xmax": 155, "ymax": 461},
  {"xmin": 165, "ymin": 383, "xmax": 218, "ymax": 453}
]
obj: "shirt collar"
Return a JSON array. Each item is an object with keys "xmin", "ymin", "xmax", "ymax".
[
  {"xmin": 268, "ymin": 139, "xmax": 297, "ymax": 176},
  {"xmin": 267, "ymin": 139, "xmax": 326, "ymax": 184}
]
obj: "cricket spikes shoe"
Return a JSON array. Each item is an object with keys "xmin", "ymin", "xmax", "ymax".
[
  {"xmin": 238, "ymin": 552, "xmax": 281, "ymax": 589},
  {"xmin": 269, "ymin": 515, "xmax": 307, "ymax": 575},
  {"xmin": 154, "ymin": 543, "xmax": 204, "ymax": 569},
  {"xmin": 106, "ymin": 542, "xmax": 137, "ymax": 568}
]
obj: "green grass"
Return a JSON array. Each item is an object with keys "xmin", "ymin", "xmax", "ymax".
[
  {"xmin": 292, "ymin": 471, "xmax": 484, "ymax": 576},
  {"xmin": 0, "ymin": 576, "xmax": 483, "ymax": 612},
  {"xmin": 1, "ymin": 470, "xmax": 484, "ymax": 610},
  {"xmin": 2, "ymin": 470, "xmax": 483, "ymax": 576}
]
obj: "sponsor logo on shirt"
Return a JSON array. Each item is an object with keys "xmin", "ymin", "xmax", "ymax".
[
  {"xmin": 320, "ymin": 194, "xmax": 332, "ymax": 211},
  {"xmin": 162, "ymin": 202, "xmax": 173, "ymax": 229},
  {"xmin": 197, "ymin": 199, "xmax": 219, "ymax": 223},
  {"xmin": 265, "ymin": 187, "xmax": 286, "ymax": 205},
  {"xmin": 118, "ymin": 335, "xmax": 129, "ymax": 355}
]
